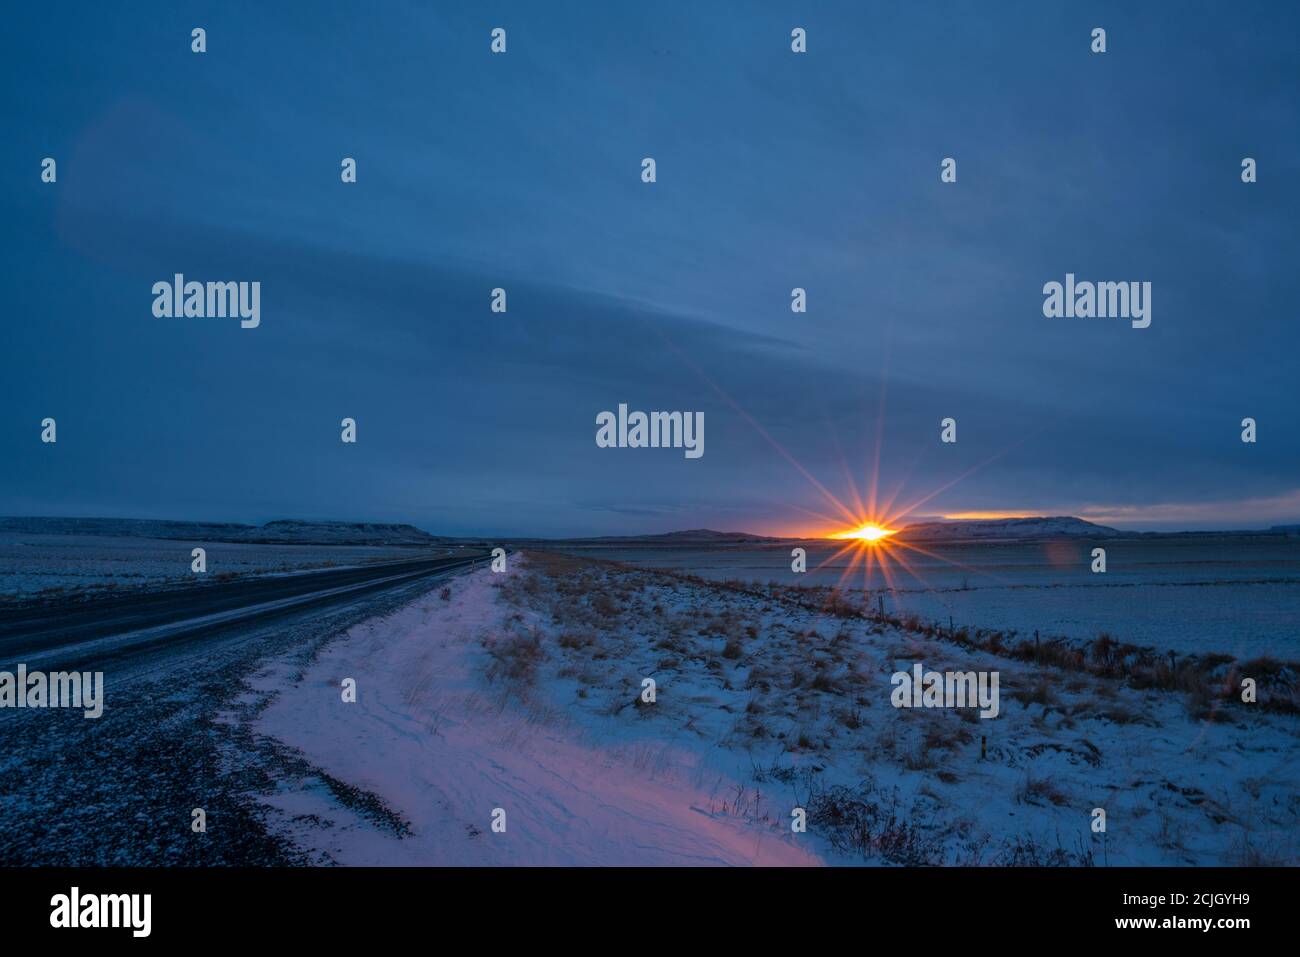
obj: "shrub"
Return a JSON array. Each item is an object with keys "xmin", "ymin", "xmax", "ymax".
[
  {"xmin": 484, "ymin": 628, "xmax": 545, "ymax": 686},
  {"xmin": 995, "ymin": 834, "xmax": 1094, "ymax": 866},
  {"xmin": 808, "ymin": 783, "xmax": 944, "ymax": 865},
  {"xmin": 558, "ymin": 630, "xmax": 595, "ymax": 650},
  {"xmin": 1016, "ymin": 775, "xmax": 1071, "ymax": 807}
]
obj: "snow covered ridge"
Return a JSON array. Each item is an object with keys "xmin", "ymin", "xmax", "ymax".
[
  {"xmin": 896, "ymin": 516, "xmax": 1121, "ymax": 541},
  {"xmin": 0, "ymin": 517, "xmax": 441, "ymax": 546},
  {"xmin": 545, "ymin": 528, "xmax": 784, "ymax": 546}
]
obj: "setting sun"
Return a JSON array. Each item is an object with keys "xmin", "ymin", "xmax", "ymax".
[{"xmin": 830, "ymin": 523, "xmax": 896, "ymax": 542}]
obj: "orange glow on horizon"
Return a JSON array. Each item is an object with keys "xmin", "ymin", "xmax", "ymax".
[{"xmin": 829, "ymin": 522, "xmax": 896, "ymax": 542}]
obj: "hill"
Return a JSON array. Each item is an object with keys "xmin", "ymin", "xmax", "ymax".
[
  {"xmin": 0, "ymin": 516, "xmax": 442, "ymax": 546},
  {"xmin": 896, "ymin": 516, "xmax": 1121, "ymax": 541}
]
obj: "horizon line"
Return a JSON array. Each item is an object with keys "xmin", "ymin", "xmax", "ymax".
[{"xmin": 4, "ymin": 512, "xmax": 1299, "ymax": 541}]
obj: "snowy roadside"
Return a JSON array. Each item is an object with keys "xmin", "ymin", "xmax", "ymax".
[
  {"xmin": 239, "ymin": 551, "xmax": 1299, "ymax": 866},
  {"xmin": 236, "ymin": 557, "xmax": 815, "ymax": 865}
]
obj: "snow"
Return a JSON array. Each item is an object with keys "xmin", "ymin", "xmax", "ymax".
[
  {"xmin": 0, "ymin": 516, "xmax": 442, "ymax": 546},
  {"xmin": 898, "ymin": 516, "xmax": 1119, "ymax": 540},
  {"xmin": 244, "ymin": 552, "xmax": 1299, "ymax": 866},
  {"xmin": 0, "ymin": 532, "xmax": 441, "ymax": 599},
  {"xmin": 557, "ymin": 536, "xmax": 1300, "ymax": 657},
  {"xmin": 245, "ymin": 564, "xmax": 816, "ymax": 865}
]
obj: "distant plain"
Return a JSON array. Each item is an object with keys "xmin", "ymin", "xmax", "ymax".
[{"xmin": 558, "ymin": 535, "xmax": 1300, "ymax": 659}]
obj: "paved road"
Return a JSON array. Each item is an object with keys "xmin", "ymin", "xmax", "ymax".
[
  {"xmin": 0, "ymin": 549, "xmax": 495, "ymax": 865},
  {"xmin": 0, "ymin": 549, "xmax": 490, "ymax": 671}
]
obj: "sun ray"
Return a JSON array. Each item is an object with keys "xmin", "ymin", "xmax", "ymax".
[
  {"xmin": 887, "ymin": 536, "xmax": 1018, "ymax": 591},
  {"xmin": 830, "ymin": 522, "xmax": 896, "ymax": 542},
  {"xmin": 874, "ymin": 539, "xmax": 960, "ymax": 616},
  {"xmin": 866, "ymin": 351, "xmax": 890, "ymax": 521},
  {"xmin": 636, "ymin": 280, "xmax": 1059, "ymax": 606},
  {"xmin": 645, "ymin": 328, "xmax": 861, "ymax": 527}
]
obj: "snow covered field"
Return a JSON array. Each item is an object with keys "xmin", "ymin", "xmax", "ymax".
[
  {"xmin": 243, "ymin": 552, "xmax": 1299, "ymax": 866},
  {"xmin": 561, "ymin": 537, "xmax": 1300, "ymax": 659},
  {"xmin": 0, "ymin": 532, "xmax": 434, "ymax": 599}
]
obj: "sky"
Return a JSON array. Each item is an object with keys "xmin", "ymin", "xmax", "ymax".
[{"xmin": 2, "ymin": 1, "xmax": 1298, "ymax": 537}]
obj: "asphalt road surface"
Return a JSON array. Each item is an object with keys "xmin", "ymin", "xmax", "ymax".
[
  {"xmin": 0, "ymin": 547, "xmax": 493, "ymax": 864},
  {"xmin": 0, "ymin": 549, "xmax": 490, "ymax": 672}
]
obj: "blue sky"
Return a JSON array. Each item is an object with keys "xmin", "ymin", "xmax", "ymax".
[{"xmin": 2, "ymin": 2, "xmax": 1298, "ymax": 536}]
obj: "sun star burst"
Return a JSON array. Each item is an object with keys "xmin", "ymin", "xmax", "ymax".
[{"xmin": 831, "ymin": 523, "xmax": 895, "ymax": 543}]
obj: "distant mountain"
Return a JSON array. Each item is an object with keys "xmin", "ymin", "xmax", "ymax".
[
  {"xmin": 0, "ymin": 516, "xmax": 442, "ymax": 546},
  {"xmin": 645, "ymin": 529, "xmax": 781, "ymax": 542},
  {"xmin": 560, "ymin": 528, "xmax": 783, "ymax": 545},
  {"xmin": 250, "ymin": 520, "xmax": 442, "ymax": 545},
  {"xmin": 896, "ymin": 516, "xmax": 1121, "ymax": 541}
]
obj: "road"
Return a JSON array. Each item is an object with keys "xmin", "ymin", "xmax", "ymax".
[
  {"xmin": 0, "ymin": 549, "xmax": 490, "ymax": 673},
  {"xmin": 0, "ymin": 546, "xmax": 493, "ymax": 864}
]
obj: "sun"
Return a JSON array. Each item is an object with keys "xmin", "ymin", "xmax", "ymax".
[{"xmin": 830, "ymin": 522, "xmax": 895, "ymax": 542}]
